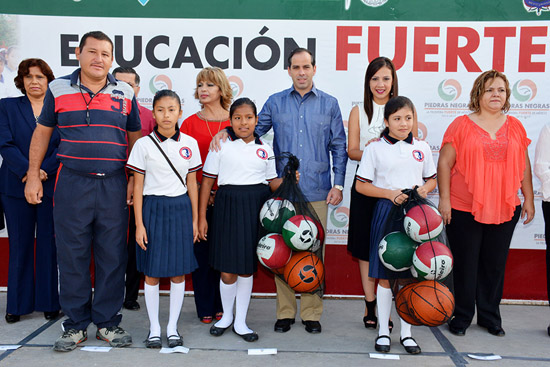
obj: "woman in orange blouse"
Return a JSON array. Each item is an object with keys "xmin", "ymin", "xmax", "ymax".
[{"xmin": 438, "ymin": 70, "xmax": 534, "ymax": 337}]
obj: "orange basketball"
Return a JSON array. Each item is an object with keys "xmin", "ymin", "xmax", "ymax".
[
  {"xmin": 407, "ymin": 280, "xmax": 455, "ymax": 327},
  {"xmin": 283, "ymin": 252, "xmax": 324, "ymax": 293},
  {"xmin": 395, "ymin": 283, "xmax": 422, "ymax": 326}
]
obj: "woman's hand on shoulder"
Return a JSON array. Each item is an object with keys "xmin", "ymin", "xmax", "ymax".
[
  {"xmin": 438, "ymin": 198, "xmax": 452, "ymax": 225},
  {"xmin": 209, "ymin": 129, "xmax": 229, "ymax": 152},
  {"xmin": 136, "ymin": 224, "xmax": 148, "ymax": 250}
]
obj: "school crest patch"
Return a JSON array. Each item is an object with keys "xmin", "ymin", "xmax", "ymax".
[
  {"xmin": 180, "ymin": 147, "xmax": 192, "ymax": 160},
  {"xmin": 256, "ymin": 148, "xmax": 268, "ymax": 160},
  {"xmin": 412, "ymin": 150, "xmax": 424, "ymax": 162}
]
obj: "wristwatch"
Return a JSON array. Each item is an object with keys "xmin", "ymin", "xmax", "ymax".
[{"xmin": 334, "ymin": 185, "xmax": 344, "ymax": 191}]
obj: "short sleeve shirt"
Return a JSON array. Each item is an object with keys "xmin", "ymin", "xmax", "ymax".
[
  {"xmin": 203, "ymin": 134, "xmax": 277, "ymax": 186},
  {"xmin": 356, "ymin": 132, "xmax": 436, "ymax": 189},
  {"xmin": 127, "ymin": 129, "xmax": 202, "ymax": 197}
]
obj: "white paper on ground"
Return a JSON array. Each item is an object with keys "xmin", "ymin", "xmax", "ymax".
[
  {"xmin": 80, "ymin": 346, "xmax": 112, "ymax": 352},
  {"xmin": 248, "ymin": 348, "xmax": 277, "ymax": 355},
  {"xmin": 0, "ymin": 345, "xmax": 21, "ymax": 351},
  {"xmin": 160, "ymin": 346, "xmax": 190, "ymax": 354},
  {"xmin": 467, "ymin": 354, "xmax": 502, "ymax": 361},
  {"xmin": 369, "ymin": 353, "xmax": 400, "ymax": 360}
]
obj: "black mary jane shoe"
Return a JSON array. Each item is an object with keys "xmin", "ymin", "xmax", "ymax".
[
  {"xmin": 5, "ymin": 314, "xmax": 20, "ymax": 324},
  {"xmin": 44, "ymin": 311, "xmax": 60, "ymax": 320},
  {"xmin": 400, "ymin": 336, "xmax": 421, "ymax": 354},
  {"xmin": 363, "ymin": 298, "xmax": 377, "ymax": 329},
  {"xmin": 232, "ymin": 327, "xmax": 258, "ymax": 342},
  {"xmin": 374, "ymin": 335, "xmax": 391, "ymax": 353},
  {"xmin": 167, "ymin": 332, "xmax": 183, "ymax": 348},
  {"xmin": 144, "ymin": 334, "xmax": 162, "ymax": 349},
  {"xmin": 210, "ymin": 324, "xmax": 230, "ymax": 336}
]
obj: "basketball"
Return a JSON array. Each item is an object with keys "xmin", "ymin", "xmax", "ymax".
[
  {"xmin": 259, "ymin": 198, "xmax": 296, "ymax": 233},
  {"xmin": 403, "ymin": 204, "xmax": 444, "ymax": 242},
  {"xmin": 411, "ymin": 241, "xmax": 453, "ymax": 281},
  {"xmin": 257, "ymin": 233, "xmax": 292, "ymax": 269},
  {"xmin": 284, "ymin": 252, "xmax": 324, "ymax": 293},
  {"xmin": 282, "ymin": 215, "xmax": 319, "ymax": 251},
  {"xmin": 407, "ymin": 281, "xmax": 455, "ymax": 327},
  {"xmin": 378, "ymin": 231, "xmax": 418, "ymax": 272},
  {"xmin": 395, "ymin": 283, "xmax": 422, "ymax": 326}
]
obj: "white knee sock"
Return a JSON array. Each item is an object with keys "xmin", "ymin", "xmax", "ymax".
[
  {"xmin": 214, "ymin": 279, "xmax": 236, "ymax": 328},
  {"xmin": 377, "ymin": 285, "xmax": 393, "ymax": 345},
  {"xmin": 144, "ymin": 283, "xmax": 161, "ymax": 337},
  {"xmin": 167, "ymin": 281, "xmax": 185, "ymax": 336},
  {"xmin": 400, "ymin": 318, "xmax": 418, "ymax": 346},
  {"xmin": 233, "ymin": 276, "xmax": 253, "ymax": 335}
]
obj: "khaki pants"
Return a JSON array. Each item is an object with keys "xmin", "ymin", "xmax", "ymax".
[{"xmin": 275, "ymin": 200, "xmax": 327, "ymax": 321}]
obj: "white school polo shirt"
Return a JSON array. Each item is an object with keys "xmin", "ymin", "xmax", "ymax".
[
  {"xmin": 203, "ymin": 135, "xmax": 277, "ymax": 186},
  {"xmin": 127, "ymin": 129, "xmax": 202, "ymax": 197},
  {"xmin": 356, "ymin": 132, "xmax": 436, "ymax": 190}
]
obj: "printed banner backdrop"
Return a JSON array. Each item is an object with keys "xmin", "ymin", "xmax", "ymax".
[{"xmin": 7, "ymin": 15, "xmax": 548, "ymax": 249}]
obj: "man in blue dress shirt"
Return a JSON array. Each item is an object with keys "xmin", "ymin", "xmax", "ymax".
[{"xmin": 258, "ymin": 48, "xmax": 347, "ymax": 334}]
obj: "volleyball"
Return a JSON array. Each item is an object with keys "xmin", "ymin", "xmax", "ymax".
[
  {"xmin": 284, "ymin": 252, "xmax": 324, "ymax": 293},
  {"xmin": 411, "ymin": 241, "xmax": 453, "ymax": 281},
  {"xmin": 259, "ymin": 198, "xmax": 296, "ymax": 233},
  {"xmin": 257, "ymin": 233, "xmax": 292, "ymax": 269},
  {"xmin": 378, "ymin": 231, "xmax": 418, "ymax": 272},
  {"xmin": 282, "ymin": 215, "xmax": 319, "ymax": 251},
  {"xmin": 403, "ymin": 204, "xmax": 444, "ymax": 242}
]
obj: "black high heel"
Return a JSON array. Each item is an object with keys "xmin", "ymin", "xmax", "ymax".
[{"xmin": 363, "ymin": 298, "xmax": 377, "ymax": 329}]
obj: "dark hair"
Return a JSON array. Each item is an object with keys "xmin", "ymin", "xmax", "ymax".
[
  {"xmin": 112, "ymin": 66, "xmax": 140, "ymax": 86},
  {"xmin": 381, "ymin": 96, "xmax": 415, "ymax": 137},
  {"xmin": 230, "ymin": 97, "xmax": 257, "ymax": 118},
  {"xmin": 79, "ymin": 31, "xmax": 114, "ymax": 55},
  {"xmin": 468, "ymin": 69, "xmax": 511, "ymax": 113},
  {"xmin": 364, "ymin": 57, "xmax": 398, "ymax": 124},
  {"xmin": 287, "ymin": 48, "xmax": 315, "ymax": 67},
  {"xmin": 14, "ymin": 58, "xmax": 55, "ymax": 94},
  {"xmin": 153, "ymin": 89, "xmax": 181, "ymax": 110}
]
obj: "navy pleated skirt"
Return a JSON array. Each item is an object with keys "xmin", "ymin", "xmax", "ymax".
[
  {"xmin": 368, "ymin": 199, "xmax": 412, "ymax": 280},
  {"xmin": 347, "ymin": 178, "xmax": 378, "ymax": 261},
  {"xmin": 137, "ymin": 194, "xmax": 198, "ymax": 278},
  {"xmin": 209, "ymin": 184, "xmax": 270, "ymax": 274}
]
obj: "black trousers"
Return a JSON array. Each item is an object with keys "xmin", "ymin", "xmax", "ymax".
[
  {"xmin": 543, "ymin": 201, "xmax": 550, "ymax": 305},
  {"xmin": 192, "ymin": 206, "xmax": 222, "ymax": 318},
  {"xmin": 446, "ymin": 206, "xmax": 520, "ymax": 329},
  {"xmin": 125, "ymin": 209, "xmax": 142, "ymax": 303}
]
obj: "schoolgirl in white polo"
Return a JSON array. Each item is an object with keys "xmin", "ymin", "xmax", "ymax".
[
  {"xmin": 198, "ymin": 97, "xmax": 278, "ymax": 342},
  {"xmin": 127, "ymin": 90, "xmax": 201, "ymax": 349},
  {"xmin": 355, "ymin": 96, "xmax": 437, "ymax": 355}
]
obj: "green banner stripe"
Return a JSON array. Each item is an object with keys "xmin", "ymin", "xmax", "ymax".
[{"xmin": 1, "ymin": 0, "xmax": 550, "ymax": 20}]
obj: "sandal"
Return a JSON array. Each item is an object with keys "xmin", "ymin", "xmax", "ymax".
[
  {"xmin": 215, "ymin": 312, "xmax": 223, "ymax": 321},
  {"xmin": 389, "ymin": 319, "xmax": 394, "ymax": 334},
  {"xmin": 363, "ymin": 298, "xmax": 377, "ymax": 329},
  {"xmin": 200, "ymin": 316, "xmax": 213, "ymax": 324}
]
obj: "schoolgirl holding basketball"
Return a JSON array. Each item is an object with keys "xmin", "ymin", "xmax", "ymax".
[
  {"xmin": 127, "ymin": 90, "xmax": 201, "ymax": 348},
  {"xmin": 355, "ymin": 96, "xmax": 436, "ymax": 354},
  {"xmin": 198, "ymin": 97, "xmax": 278, "ymax": 342}
]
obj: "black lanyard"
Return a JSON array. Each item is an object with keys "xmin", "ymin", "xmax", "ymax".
[{"xmin": 78, "ymin": 82, "xmax": 108, "ymax": 126}]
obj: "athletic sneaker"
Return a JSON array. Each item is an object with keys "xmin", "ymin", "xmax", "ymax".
[
  {"xmin": 53, "ymin": 329, "xmax": 87, "ymax": 352},
  {"xmin": 96, "ymin": 326, "xmax": 132, "ymax": 347}
]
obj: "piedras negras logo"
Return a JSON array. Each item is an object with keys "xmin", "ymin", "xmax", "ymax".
[
  {"xmin": 523, "ymin": 0, "xmax": 550, "ymax": 15},
  {"xmin": 438, "ymin": 79, "xmax": 462, "ymax": 102},
  {"xmin": 345, "ymin": 0, "xmax": 389, "ymax": 10},
  {"xmin": 512, "ymin": 79, "xmax": 537, "ymax": 102},
  {"xmin": 149, "ymin": 74, "xmax": 172, "ymax": 94}
]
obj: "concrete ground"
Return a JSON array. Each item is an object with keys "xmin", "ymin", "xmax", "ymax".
[{"xmin": 0, "ymin": 293, "xmax": 549, "ymax": 367}]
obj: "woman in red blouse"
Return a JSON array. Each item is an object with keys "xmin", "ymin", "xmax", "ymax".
[
  {"xmin": 438, "ymin": 70, "xmax": 534, "ymax": 337},
  {"xmin": 180, "ymin": 67, "xmax": 233, "ymax": 324}
]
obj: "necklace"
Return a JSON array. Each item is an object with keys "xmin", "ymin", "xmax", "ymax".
[{"xmin": 198, "ymin": 110, "xmax": 226, "ymax": 138}]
